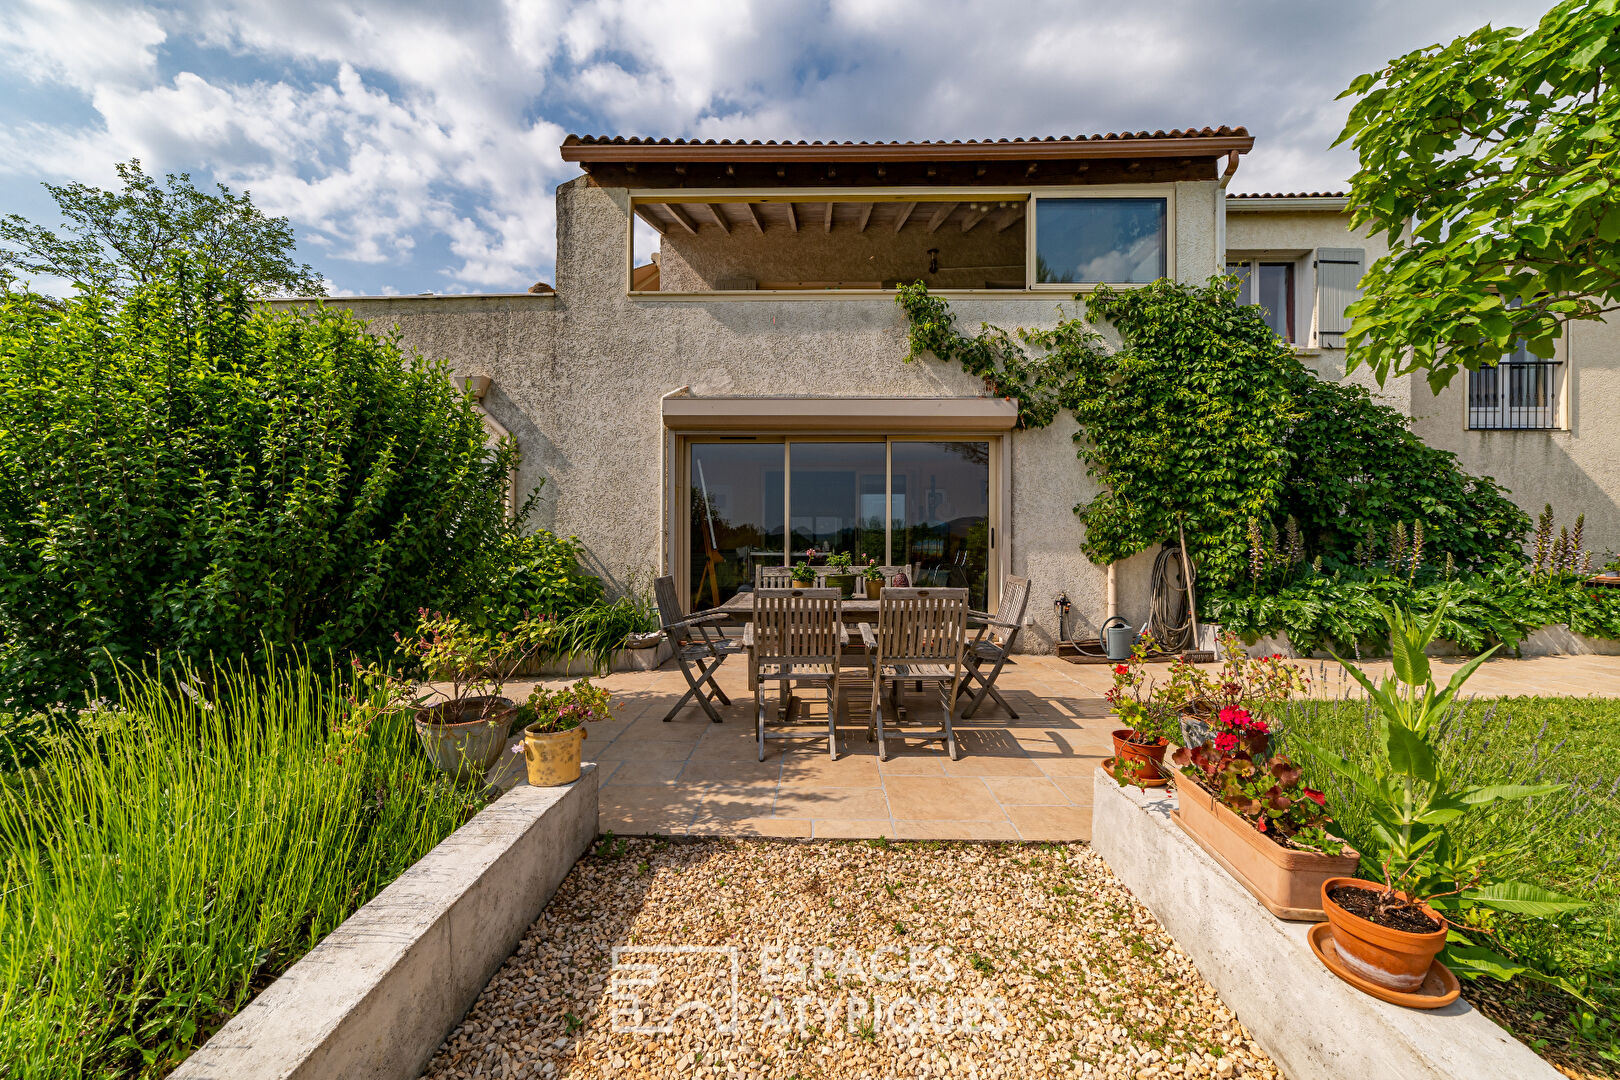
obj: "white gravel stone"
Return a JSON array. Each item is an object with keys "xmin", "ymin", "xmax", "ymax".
[{"xmin": 419, "ymin": 838, "xmax": 1281, "ymax": 1079}]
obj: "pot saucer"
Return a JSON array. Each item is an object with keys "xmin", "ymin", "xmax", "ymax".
[
  {"xmin": 1307, "ymin": 922, "xmax": 1460, "ymax": 1009},
  {"xmin": 1101, "ymin": 758, "xmax": 1169, "ymax": 788}
]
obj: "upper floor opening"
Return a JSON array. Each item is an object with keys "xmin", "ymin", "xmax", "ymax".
[{"xmin": 561, "ymin": 130, "xmax": 1253, "ymax": 298}]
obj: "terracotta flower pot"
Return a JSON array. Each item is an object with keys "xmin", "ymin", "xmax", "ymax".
[
  {"xmin": 1173, "ymin": 784, "xmax": 1360, "ymax": 920},
  {"xmin": 523, "ymin": 724, "xmax": 587, "ymax": 787},
  {"xmin": 1111, "ymin": 728, "xmax": 1168, "ymax": 780},
  {"xmin": 414, "ymin": 695, "xmax": 515, "ymax": 778},
  {"xmin": 1320, "ymin": 877, "xmax": 1448, "ymax": 992}
]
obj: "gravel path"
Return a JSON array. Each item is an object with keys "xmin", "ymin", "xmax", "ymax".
[{"xmin": 420, "ymin": 838, "xmax": 1281, "ymax": 1079}]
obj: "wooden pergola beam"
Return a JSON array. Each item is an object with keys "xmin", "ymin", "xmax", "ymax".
[
  {"xmin": 892, "ymin": 202, "xmax": 916, "ymax": 233},
  {"xmin": 664, "ymin": 203, "xmax": 699, "ymax": 235},
  {"xmin": 959, "ymin": 206, "xmax": 991, "ymax": 233},
  {"xmin": 785, "ymin": 202, "xmax": 797, "ymax": 232},
  {"xmin": 633, "ymin": 205, "xmax": 669, "ymax": 235},
  {"xmin": 926, "ymin": 202, "xmax": 958, "ymax": 232},
  {"xmin": 824, "ymin": 201, "xmax": 834, "ymax": 232},
  {"xmin": 706, "ymin": 204, "xmax": 732, "ymax": 233},
  {"xmin": 745, "ymin": 202, "xmax": 766, "ymax": 233},
  {"xmin": 856, "ymin": 202, "xmax": 874, "ymax": 233},
  {"xmin": 994, "ymin": 204, "xmax": 1026, "ymax": 232}
]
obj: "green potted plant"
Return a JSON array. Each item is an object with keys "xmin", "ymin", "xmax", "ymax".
[
  {"xmin": 824, "ymin": 551, "xmax": 856, "ymax": 598},
  {"xmin": 390, "ymin": 609, "xmax": 551, "ymax": 779},
  {"xmin": 517, "ymin": 678, "xmax": 614, "ymax": 786},
  {"xmin": 1308, "ymin": 597, "xmax": 1587, "ymax": 995},
  {"xmin": 863, "ymin": 559, "xmax": 885, "ymax": 600},
  {"xmin": 791, "ymin": 560, "xmax": 816, "ymax": 585}
]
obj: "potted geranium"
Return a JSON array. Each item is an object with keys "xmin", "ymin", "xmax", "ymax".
[
  {"xmin": 1170, "ymin": 708, "xmax": 1359, "ymax": 920},
  {"xmin": 517, "ymin": 678, "xmax": 614, "ymax": 786},
  {"xmin": 791, "ymin": 560, "xmax": 816, "ymax": 585},
  {"xmin": 391, "ymin": 609, "xmax": 551, "ymax": 779},
  {"xmin": 1105, "ymin": 641, "xmax": 1177, "ymax": 784},
  {"xmin": 824, "ymin": 551, "xmax": 856, "ymax": 598},
  {"xmin": 863, "ymin": 559, "xmax": 885, "ymax": 600},
  {"xmin": 1156, "ymin": 636, "xmax": 1309, "ymax": 749}
]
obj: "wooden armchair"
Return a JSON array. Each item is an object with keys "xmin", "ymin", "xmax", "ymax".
[
  {"xmin": 859, "ymin": 588, "xmax": 969, "ymax": 760},
  {"xmin": 653, "ymin": 575, "xmax": 743, "ymax": 723},
  {"xmin": 959, "ymin": 575, "xmax": 1030, "ymax": 719},
  {"xmin": 748, "ymin": 588, "xmax": 844, "ymax": 760}
]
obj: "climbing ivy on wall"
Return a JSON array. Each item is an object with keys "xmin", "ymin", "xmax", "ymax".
[{"xmin": 896, "ymin": 278, "xmax": 1528, "ymax": 589}]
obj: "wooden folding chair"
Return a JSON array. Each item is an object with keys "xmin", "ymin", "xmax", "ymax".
[
  {"xmin": 748, "ymin": 588, "xmax": 844, "ymax": 760},
  {"xmin": 859, "ymin": 588, "xmax": 969, "ymax": 760},
  {"xmin": 959, "ymin": 575, "xmax": 1030, "ymax": 719},
  {"xmin": 654, "ymin": 575, "xmax": 743, "ymax": 724}
]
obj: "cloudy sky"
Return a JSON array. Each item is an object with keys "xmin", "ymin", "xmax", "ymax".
[{"xmin": 0, "ymin": 0, "xmax": 1549, "ymax": 296}]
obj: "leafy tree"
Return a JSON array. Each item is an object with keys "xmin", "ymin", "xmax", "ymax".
[
  {"xmin": 897, "ymin": 278, "xmax": 1527, "ymax": 589},
  {"xmin": 1337, "ymin": 0, "xmax": 1620, "ymax": 389},
  {"xmin": 0, "ymin": 159, "xmax": 324, "ymax": 299},
  {"xmin": 0, "ymin": 258, "xmax": 511, "ymax": 708}
]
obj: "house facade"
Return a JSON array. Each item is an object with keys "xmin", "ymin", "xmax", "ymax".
[{"xmin": 273, "ymin": 131, "xmax": 1620, "ymax": 650}]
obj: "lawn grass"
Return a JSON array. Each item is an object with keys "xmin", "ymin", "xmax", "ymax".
[
  {"xmin": 1269, "ymin": 694, "xmax": 1620, "ymax": 1076},
  {"xmin": 0, "ymin": 658, "xmax": 487, "ymax": 1079}
]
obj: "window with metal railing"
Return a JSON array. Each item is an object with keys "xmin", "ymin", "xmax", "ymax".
[{"xmin": 1467, "ymin": 341, "xmax": 1562, "ymax": 430}]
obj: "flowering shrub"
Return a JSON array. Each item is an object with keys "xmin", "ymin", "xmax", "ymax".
[
  {"xmin": 1172, "ymin": 739, "xmax": 1348, "ymax": 856},
  {"xmin": 1107, "ymin": 632, "xmax": 1309, "ymax": 749},
  {"xmin": 517, "ymin": 678, "xmax": 615, "ymax": 734},
  {"xmin": 380, "ymin": 608, "xmax": 553, "ymax": 722}
]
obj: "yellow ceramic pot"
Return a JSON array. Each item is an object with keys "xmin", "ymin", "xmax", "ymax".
[{"xmin": 523, "ymin": 724, "xmax": 586, "ymax": 787}]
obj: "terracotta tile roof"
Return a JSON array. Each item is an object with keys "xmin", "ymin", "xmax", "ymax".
[
  {"xmin": 565, "ymin": 128, "xmax": 1249, "ymax": 147},
  {"xmin": 1227, "ymin": 190, "xmax": 1348, "ymax": 199},
  {"xmin": 561, "ymin": 129, "xmax": 1253, "ymax": 163}
]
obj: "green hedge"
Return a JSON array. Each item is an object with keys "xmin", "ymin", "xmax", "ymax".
[{"xmin": 0, "ymin": 263, "xmax": 516, "ymax": 708}]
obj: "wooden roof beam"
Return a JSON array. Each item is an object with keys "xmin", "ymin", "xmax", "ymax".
[
  {"xmin": 663, "ymin": 203, "xmax": 699, "ymax": 235},
  {"xmin": 959, "ymin": 206, "xmax": 991, "ymax": 233},
  {"xmin": 633, "ymin": 204, "xmax": 669, "ymax": 235},
  {"xmin": 892, "ymin": 202, "xmax": 916, "ymax": 232},
  {"xmin": 824, "ymin": 201, "xmax": 834, "ymax": 232},
  {"xmin": 744, "ymin": 202, "xmax": 766, "ymax": 233},
  {"xmin": 926, "ymin": 202, "xmax": 959, "ymax": 233},
  {"xmin": 856, "ymin": 202, "xmax": 874, "ymax": 233},
  {"xmin": 994, "ymin": 204, "xmax": 1026, "ymax": 232},
  {"xmin": 706, "ymin": 204, "xmax": 732, "ymax": 233},
  {"xmin": 785, "ymin": 202, "xmax": 798, "ymax": 232}
]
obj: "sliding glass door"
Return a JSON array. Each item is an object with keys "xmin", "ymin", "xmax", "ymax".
[{"xmin": 687, "ymin": 436, "xmax": 996, "ymax": 610}]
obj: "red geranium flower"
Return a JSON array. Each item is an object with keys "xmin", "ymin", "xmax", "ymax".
[
  {"xmin": 1214, "ymin": 732, "xmax": 1239, "ymax": 752},
  {"xmin": 1113, "ymin": 664, "xmax": 1130, "ymax": 676}
]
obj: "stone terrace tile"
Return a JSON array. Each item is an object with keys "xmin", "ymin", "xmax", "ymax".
[{"xmin": 480, "ymin": 651, "xmax": 1620, "ymax": 842}]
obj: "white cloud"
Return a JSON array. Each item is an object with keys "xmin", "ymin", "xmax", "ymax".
[{"xmin": 0, "ymin": 0, "xmax": 1556, "ymax": 292}]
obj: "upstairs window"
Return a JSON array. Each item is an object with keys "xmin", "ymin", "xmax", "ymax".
[
  {"xmin": 1468, "ymin": 341, "xmax": 1563, "ymax": 430},
  {"xmin": 1034, "ymin": 197, "xmax": 1166, "ymax": 285},
  {"xmin": 1227, "ymin": 260, "xmax": 1295, "ymax": 342}
]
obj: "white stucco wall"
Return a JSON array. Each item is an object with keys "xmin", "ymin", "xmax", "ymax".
[{"xmin": 274, "ymin": 175, "xmax": 1225, "ymax": 650}]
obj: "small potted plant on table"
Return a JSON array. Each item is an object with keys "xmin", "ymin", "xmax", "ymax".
[
  {"xmin": 518, "ymin": 678, "xmax": 615, "ymax": 786},
  {"xmin": 823, "ymin": 551, "xmax": 856, "ymax": 598},
  {"xmin": 1105, "ymin": 640, "xmax": 1177, "ymax": 784},
  {"xmin": 791, "ymin": 560, "xmax": 816, "ymax": 586},
  {"xmin": 863, "ymin": 559, "xmax": 885, "ymax": 600},
  {"xmin": 390, "ymin": 609, "xmax": 552, "ymax": 779}
]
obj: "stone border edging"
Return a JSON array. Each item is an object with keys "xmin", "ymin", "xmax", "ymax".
[
  {"xmin": 172, "ymin": 765, "xmax": 599, "ymax": 1080},
  {"xmin": 1091, "ymin": 771, "xmax": 1561, "ymax": 1080}
]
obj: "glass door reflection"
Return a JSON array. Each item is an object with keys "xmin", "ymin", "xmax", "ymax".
[
  {"xmin": 788, "ymin": 441, "xmax": 887, "ymax": 563},
  {"xmin": 689, "ymin": 442, "xmax": 784, "ymax": 608},
  {"xmin": 890, "ymin": 441, "xmax": 991, "ymax": 608}
]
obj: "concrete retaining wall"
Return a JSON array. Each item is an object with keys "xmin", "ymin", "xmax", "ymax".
[
  {"xmin": 1091, "ymin": 771, "xmax": 1560, "ymax": 1080},
  {"xmin": 173, "ymin": 766, "xmax": 599, "ymax": 1080}
]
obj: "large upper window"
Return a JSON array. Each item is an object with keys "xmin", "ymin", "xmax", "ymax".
[{"xmin": 1035, "ymin": 197, "xmax": 1166, "ymax": 284}]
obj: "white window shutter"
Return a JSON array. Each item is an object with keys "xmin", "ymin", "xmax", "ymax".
[{"xmin": 1314, "ymin": 247, "xmax": 1364, "ymax": 348}]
